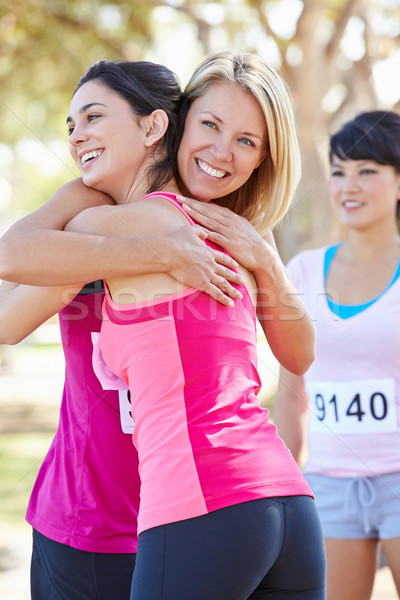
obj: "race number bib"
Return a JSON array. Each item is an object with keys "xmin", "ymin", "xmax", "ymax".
[
  {"xmin": 118, "ymin": 390, "xmax": 135, "ymax": 434},
  {"xmin": 91, "ymin": 332, "xmax": 135, "ymax": 434},
  {"xmin": 306, "ymin": 378, "xmax": 398, "ymax": 434}
]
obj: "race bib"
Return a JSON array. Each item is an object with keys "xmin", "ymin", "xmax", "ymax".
[
  {"xmin": 118, "ymin": 390, "xmax": 135, "ymax": 434},
  {"xmin": 306, "ymin": 378, "xmax": 398, "ymax": 434},
  {"xmin": 91, "ymin": 333, "xmax": 134, "ymax": 434}
]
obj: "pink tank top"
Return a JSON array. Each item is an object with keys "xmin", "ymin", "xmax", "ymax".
[
  {"xmin": 100, "ymin": 193, "xmax": 312, "ymax": 535},
  {"xmin": 26, "ymin": 283, "xmax": 140, "ymax": 552}
]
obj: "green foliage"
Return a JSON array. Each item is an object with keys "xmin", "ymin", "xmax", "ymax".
[
  {"xmin": 0, "ymin": 0, "xmax": 156, "ymax": 136},
  {"xmin": 0, "ymin": 0, "xmax": 156, "ymax": 218},
  {"xmin": 0, "ymin": 0, "xmax": 399, "ymax": 247},
  {"xmin": 0, "ymin": 432, "xmax": 54, "ymax": 524}
]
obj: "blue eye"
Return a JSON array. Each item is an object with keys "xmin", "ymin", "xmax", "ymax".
[
  {"xmin": 239, "ymin": 137, "xmax": 255, "ymax": 147},
  {"xmin": 88, "ymin": 114, "xmax": 100, "ymax": 123},
  {"xmin": 202, "ymin": 120, "xmax": 216, "ymax": 129}
]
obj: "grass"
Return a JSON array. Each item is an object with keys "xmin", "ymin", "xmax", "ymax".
[
  {"xmin": 0, "ymin": 334, "xmax": 62, "ymax": 528},
  {"xmin": 0, "ymin": 433, "xmax": 54, "ymax": 526}
]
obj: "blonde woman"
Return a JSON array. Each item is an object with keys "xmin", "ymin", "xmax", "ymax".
[
  {"xmin": 1, "ymin": 51, "xmax": 322, "ymax": 599},
  {"xmin": 66, "ymin": 51, "xmax": 324, "ymax": 599}
]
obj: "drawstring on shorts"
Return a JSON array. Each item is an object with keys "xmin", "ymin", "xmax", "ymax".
[{"xmin": 344, "ymin": 477, "xmax": 376, "ymax": 534}]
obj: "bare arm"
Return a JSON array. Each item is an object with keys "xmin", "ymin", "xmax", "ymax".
[
  {"xmin": 252, "ymin": 244, "xmax": 315, "ymax": 376},
  {"xmin": 175, "ymin": 196, "xmax": 316, "ymax": 375},
  {"xmin": 0, "ymin": 196, "xmax": 243, "ymax": 344},
  {"xmin": 0, "ymin": 179, "xmax": 242, "ymax": 305},
  {"xmin": 0, "ymin": 185, "xmax": 247, "ymax": 346},
  {"xmin": 273, "ymin": 366, "xmax": 310, "ymax": 465},
  {"xmin": 0, "ymin": 279, "xmax": 83, "ymax": 345},
  {"xmin": 0, "ymin": 178, "xmax": 116, "ymax": 284}
]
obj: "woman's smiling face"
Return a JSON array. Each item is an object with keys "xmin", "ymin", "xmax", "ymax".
[
  {"xmin": 67, "ymin": 80, "xmax": 149, "ymax": 202},
  {"xmin": 177, "ymin": 81, "xmax": 268, "ymax": 202},
  {"xmin": 330, "ymin": 157, "xmax": 400, "ymax": 231}
]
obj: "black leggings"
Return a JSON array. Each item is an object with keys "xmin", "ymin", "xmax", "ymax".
[
  {"xmin": 131, "ymin": 496, "xmax": 326, "ymax": 600},
  {"xmin": 31, "ymin": 529, "xmax": 136, "ymax": 600}
]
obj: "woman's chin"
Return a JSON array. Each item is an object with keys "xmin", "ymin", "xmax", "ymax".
[
  {"xmin": 186, "ymin": 187, "xmax": 214, "ymax": 203},
  {"xmin": 81, "ymin": 174, "xmax": 102, "ymax": 192}
]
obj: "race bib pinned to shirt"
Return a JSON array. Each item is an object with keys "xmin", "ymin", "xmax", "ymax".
[
  {"xmin": 91, "ymin": 332, "xmax": 134, "ymax": 434},
  {"xmin": 118, "ymin": 390, "xmax": 134, "ymax": 434},
  {"xmin": 306, "ymin": 378, "xmax": 398, "ymax": 434}
]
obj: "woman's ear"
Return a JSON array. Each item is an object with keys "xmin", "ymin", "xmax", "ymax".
[
  {"xmin": 256, "ymin": 140, "xmax": 269, "ymax": 168},
  {"xmin": 255, "ymin": 151, "xmax": 266, "ymax": 169},
  {"xmin": 396, "ymin": 172, "xmax": 400, "ymax": 201},
  {"xmin": 143, "ymin": 110, "xmax": 169, "ymax": 147}
]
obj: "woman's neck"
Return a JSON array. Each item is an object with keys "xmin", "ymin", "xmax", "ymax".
[
  {"xmin": 342, "ymin": 220, "xmax": 400, "ymax": 262},
  {"xmin": 115, "ymin": 174, "xmax": 180, "ymax": 206}
]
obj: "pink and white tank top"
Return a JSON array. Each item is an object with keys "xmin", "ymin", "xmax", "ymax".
[{"xmin": 100, "ymin": 193, "xmax": 313, "ymax": 534}]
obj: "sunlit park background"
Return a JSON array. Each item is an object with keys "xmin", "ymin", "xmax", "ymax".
[{"xmin": 1, "ymin": 1, "xmax": 400, "ymax": 598}]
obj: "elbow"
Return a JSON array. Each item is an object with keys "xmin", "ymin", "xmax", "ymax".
[
  {"xmin": 278, "ymin": 351, "xmax": 314, "ymax": 377},
  {"xmin": 0, "ymin": 316, "xmax": 24, "ymax": 345},
  {"xmin": 0, "ymin": 309, "xmax": 25, "ymax": 347},
  {"xmin": 0, "ymin": 240, "xmax": 19, "ymax": 282},
  {"xmin": 284, "ymin": 327, "xmax": 316, "ymax": 376},
  {"xmin": 289, "ymin": 346, "xmax": 315, "ymax": 376},
  {"xmin": 295, "ymin": 338, "xmax": 316, "ymax": 376},
  {"xmin": 0, "ymin": 331, "xmax": 23, "ymax": 346},
  {"xmin": 0, "ymin": 316, "xmax": 34, "ymax": 345}
]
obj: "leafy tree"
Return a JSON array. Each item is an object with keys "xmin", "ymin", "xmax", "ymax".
[
  {"xmin": 143, "ymin": 0, "xmax": 400, "ymax": 257},
  {"xmin": 0, "ymin": 0, "xmax": 154, "ymax": 216},
  {"xmin": 1, "ymin": 0, "xmax": 399, "ymax": 257}
]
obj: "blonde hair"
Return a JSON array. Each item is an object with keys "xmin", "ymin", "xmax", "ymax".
[{"xmin": 184, "ymin": 50, "xmax": 301, "ymax": 234}]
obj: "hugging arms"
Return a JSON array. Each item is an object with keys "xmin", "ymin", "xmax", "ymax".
[{"xmin": 0, "ymin": 177, "xmax": 314, "ymax": 375}]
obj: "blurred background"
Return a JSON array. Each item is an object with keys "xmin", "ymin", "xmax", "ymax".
[{"xmin": 1, "ymin": 0, "xmax": 399, "ymax": 597}]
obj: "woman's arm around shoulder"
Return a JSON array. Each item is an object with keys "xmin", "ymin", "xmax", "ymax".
[
  {"xmin": 251, "ymin": 242, "xmax": 316, "ymax": 375},
  {"xmin": 0, "ymin": 183, "xmax": 242, "ymax": 305},
  {"xmin": 65, "ymin": 194, "xmax": 192, "ymax": 240},
  {"xmin": 173, "ymin": 196, "xmax": 316, "ymax": 374},
  {"xmin": 0, "ymin": 178, "xmax": 115, "ymax": 284},
  {"xmin": 0, "ymin": 279, "xmax": 83, "ymax": 345}
]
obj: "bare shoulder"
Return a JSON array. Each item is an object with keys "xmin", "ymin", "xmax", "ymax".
[
  {"xmin": 65, "ymin": 193, "xmax": 189, "ymax": 237},
  {"xmin": 51, "ymin": 179, "xmax": 114, "ymax": 213},
  {"xmin": 65, "ymin": 203, "xmax": 123, "ymax": 235},
  {"xmin": 138, "ymin": 194, "xmax": 191, "ymax": 230}
]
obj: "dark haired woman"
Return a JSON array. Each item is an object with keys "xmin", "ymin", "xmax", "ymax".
[
  {"xmin": 0, "ymin": 59, "xmax": 243, "ymax": 600},
  {"xmin": 275, "ymin": 111, "xmax": 400, "ymax": 600},
  {"xmin": 0, "ymin": 52, "xmax": 322, "ymax": 599}
]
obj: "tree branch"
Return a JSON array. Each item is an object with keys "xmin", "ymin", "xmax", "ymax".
[{"xmin": 325, "ymin": 0, "xmax": 360, "ymax": 62}]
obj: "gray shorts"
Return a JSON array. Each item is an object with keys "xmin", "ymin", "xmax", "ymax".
[{"xmin": 305, "ymin": 472, "xmax": 400, "ymax": 540}]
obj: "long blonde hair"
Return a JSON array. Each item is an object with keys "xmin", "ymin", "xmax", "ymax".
[{"xmin": 184, "ymin": 50, "xmax": 301, "ymax": 234}]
